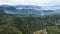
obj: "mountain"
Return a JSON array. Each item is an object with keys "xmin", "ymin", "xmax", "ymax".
[
  {"xmin": 0, "ymin": 7, "xmax": 6, "ymax": 15},
  {"xmin": 41, "ymin": 6, "xmax": 60, "ymax": 10},
  {"xmin": 0, "ymin": 5, "xmax": 16, "ymax": 10},
  {"xmin": 0, "ymin": 5, "xmax": 54, "ymax": 15},
  {"xmin": 4, "ymin": 9, "xmax": 54, "ymax": 15},
  {"xmin": 14, "ymin": 5, "xmax": 41, "ymax": 9},
  {"xmin": 0, "ymin": 5, "xmax": 12, "ymax": 7}
]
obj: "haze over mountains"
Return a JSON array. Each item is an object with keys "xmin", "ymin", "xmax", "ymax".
[{"xmin": 0, "ymin": 4, "xmax": 60, "ymax": 15}]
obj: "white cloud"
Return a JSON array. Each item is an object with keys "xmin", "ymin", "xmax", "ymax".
[{"xmin": 0, "ymin": 0, "xmax": 60, "ymax": 6}]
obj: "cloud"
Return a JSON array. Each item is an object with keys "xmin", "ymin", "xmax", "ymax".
[{"xmin": 0, "ymin": 0, "xmax": 60, "ymax": 6}]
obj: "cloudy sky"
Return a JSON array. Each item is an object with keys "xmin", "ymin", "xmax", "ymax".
[{"xmin": 0, "ymin": 0, "xmax": 60, "ymax": 6}]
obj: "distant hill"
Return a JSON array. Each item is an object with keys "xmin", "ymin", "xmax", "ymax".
[
  {"xmin": 14, "ymin": 5, "xmax": 41, "ymax": 9},
  {"xmin": 0, "ymin": 5, "xmax": 12, "ymax": 7},
  {"xmin": 0, "ymin": 7, "xmax": 5, "ymax": 14},
  {"xmin": 0, "ymin": 5, "xmax": 54, "ymax": 15},
  {"xmin": 0, "ymin": 5, "xmax": 16, "ymax": 10},
  {"xmin": 0, "ymin": 5, "xmax": 41, "ymax": 10}
]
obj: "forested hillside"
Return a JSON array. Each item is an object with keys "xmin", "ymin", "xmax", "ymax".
[{"xmin": 0, "ymin": 7, "xmax": 60, "ymax": 34}]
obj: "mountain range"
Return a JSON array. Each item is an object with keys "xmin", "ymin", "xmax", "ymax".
[{"xmin": 0, "ymin": 5, "xmax": 58, "ymax": 15}]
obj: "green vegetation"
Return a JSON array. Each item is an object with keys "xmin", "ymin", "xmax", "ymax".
[{"xmin": 0, "ymin": 8, "xmax": 60, "ymax": 34}]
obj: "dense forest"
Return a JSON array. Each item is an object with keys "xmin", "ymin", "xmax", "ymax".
[{"xmin": 0, "ymin": 7, "xmax": 60, "ymax": 34}]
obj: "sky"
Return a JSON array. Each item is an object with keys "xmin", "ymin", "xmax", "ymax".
[{"xmin": 0, "ymin": 0, "xmax": 60, "ymax": 6}]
